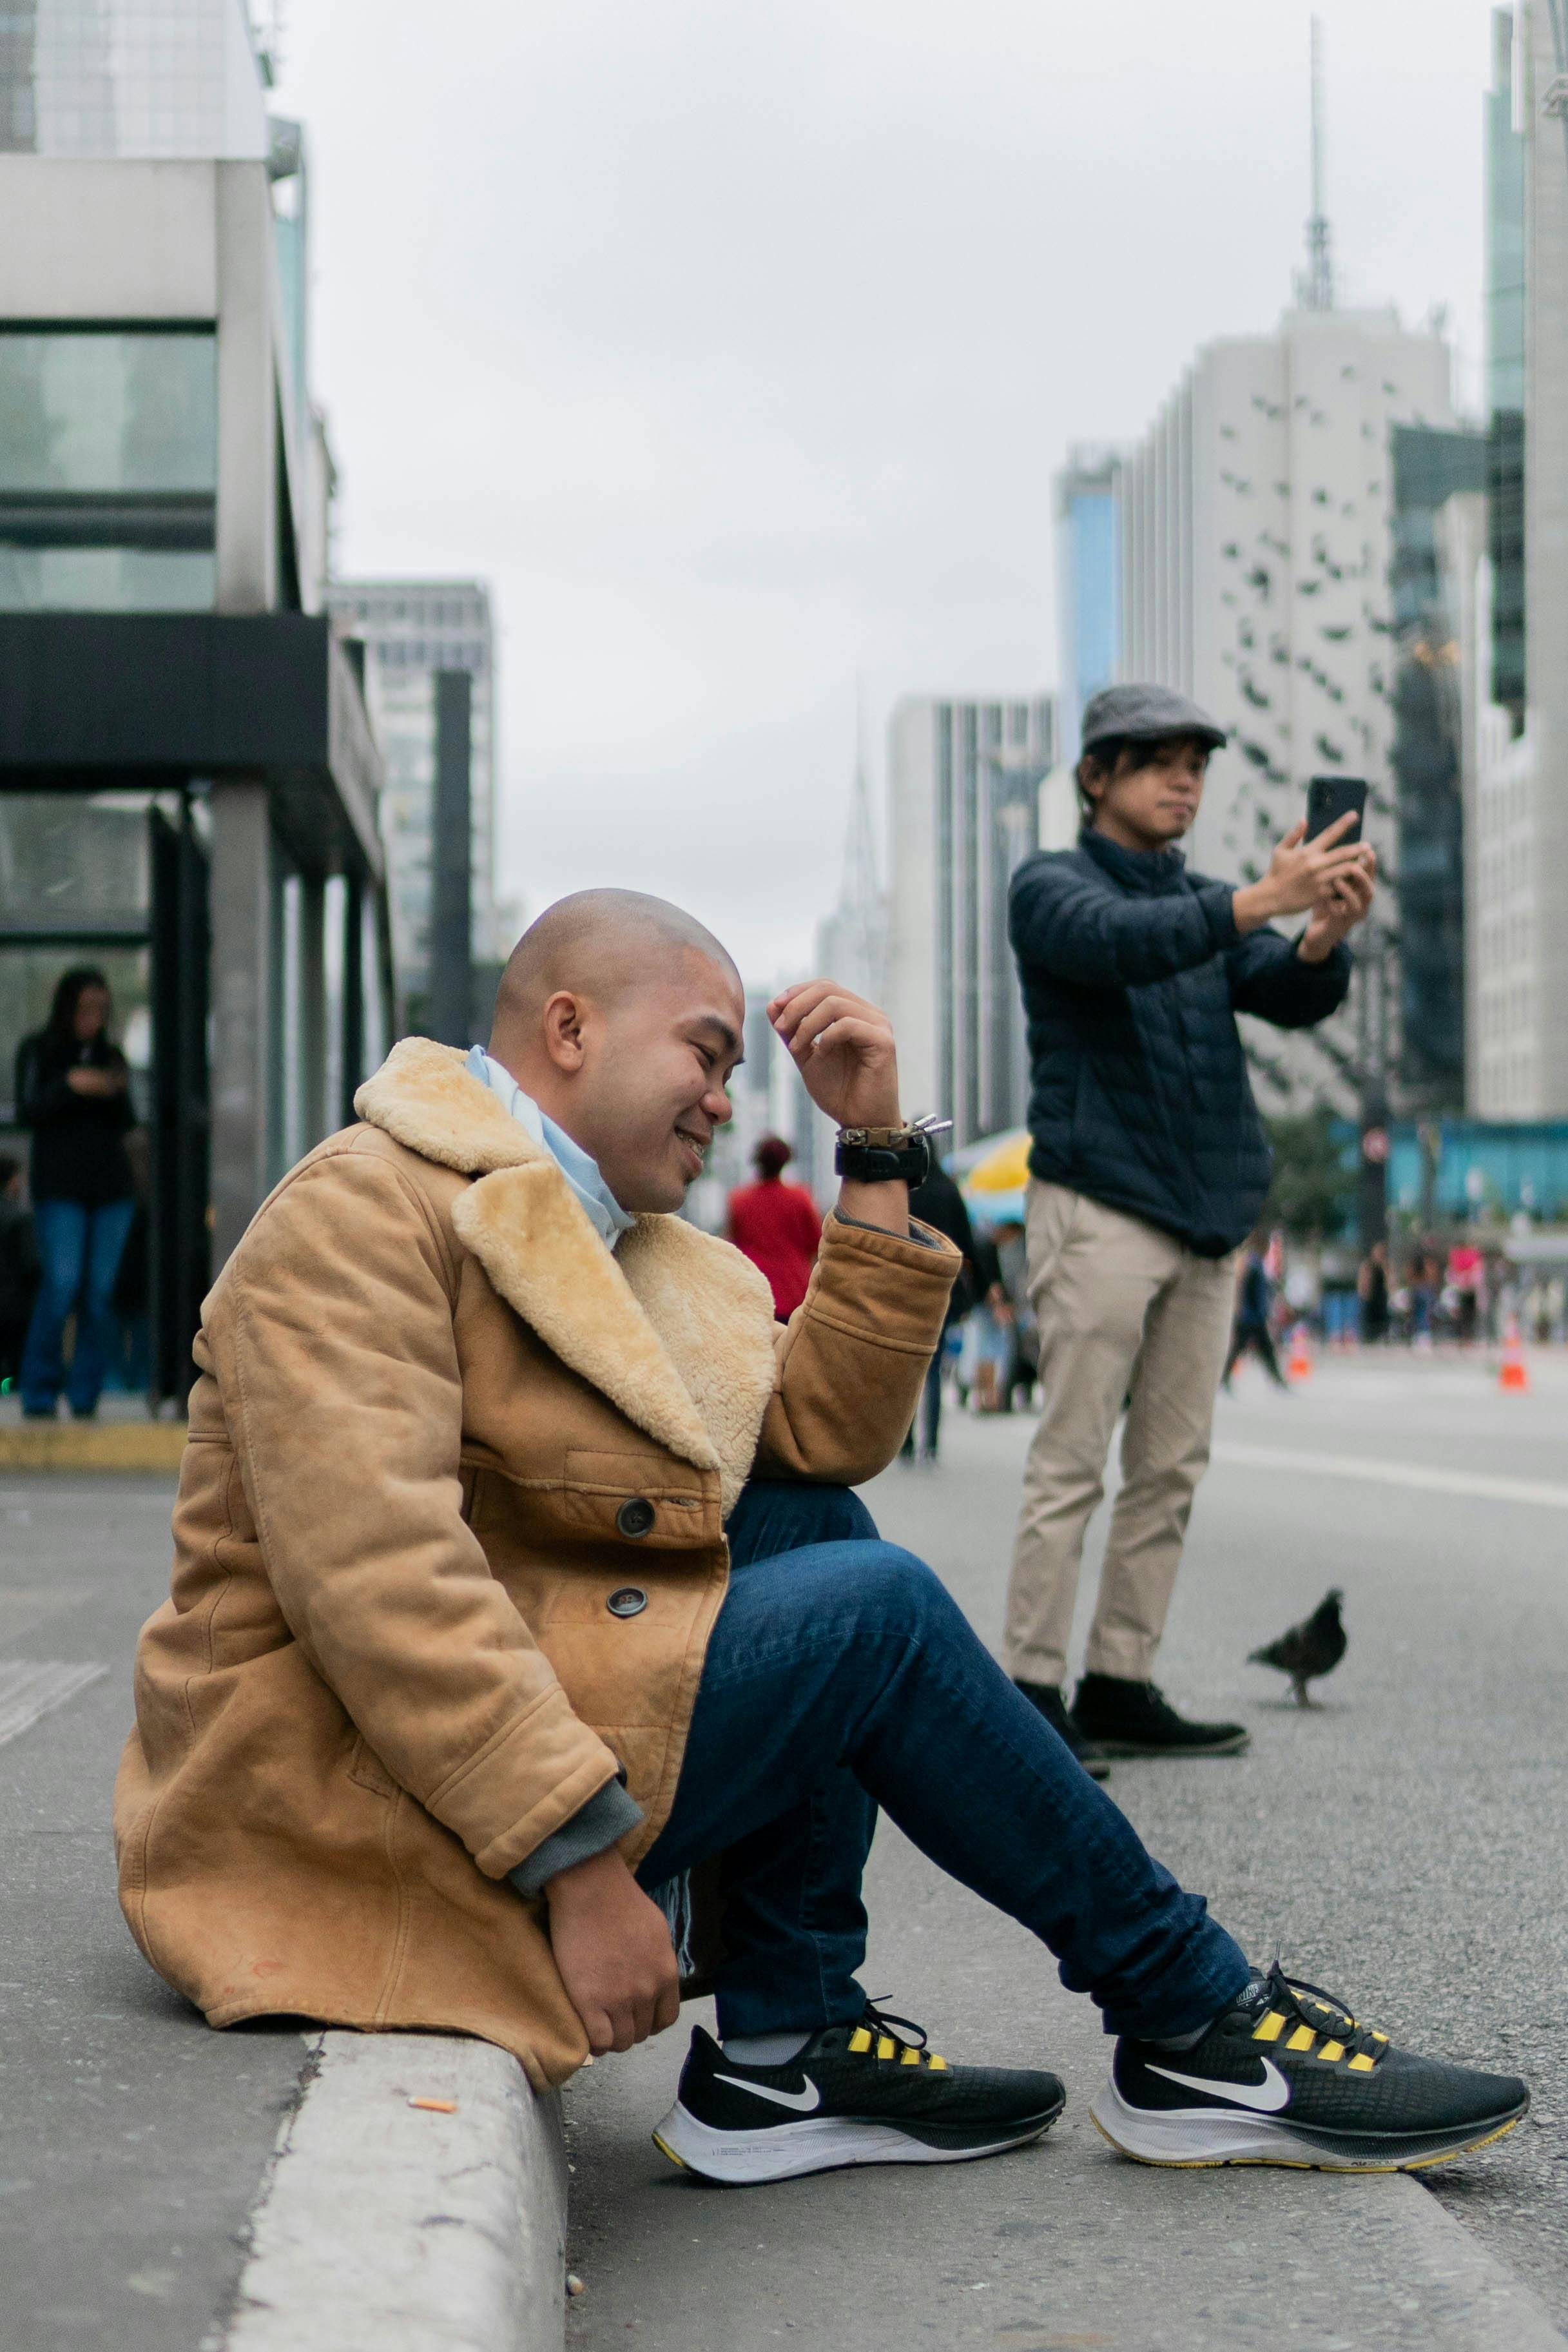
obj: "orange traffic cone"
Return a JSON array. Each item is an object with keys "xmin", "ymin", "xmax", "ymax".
[
  {"xmin": 1287, "ymin": 1321, "xmax": 1313, "ymax": 1382},
  {"xmin": 1499, "ymin": 1317, "xmax": 1530, "ymax": 1394}
]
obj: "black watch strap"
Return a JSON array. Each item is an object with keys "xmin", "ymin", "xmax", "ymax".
[{"xmin": 834, "ymin": 1115, "xmax": 951, "ymax": 1190}]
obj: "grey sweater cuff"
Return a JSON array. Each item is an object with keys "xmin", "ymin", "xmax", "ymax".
[
  {"xmin": 507, "ymin": 1776, "xmax": 645, "ymax": 1899},
  {"xmin": 835, "ymin": 1209, "xmax": 943, "ymax": 1249}
]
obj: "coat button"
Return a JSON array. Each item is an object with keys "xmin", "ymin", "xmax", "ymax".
[
  {"xmin": 615, "ymin": 1497, "xmax": 656, "ymax": 1539},
  {"xmin": 606, "ymin": 1586, "xmax": 648, "ymax": 1618}
]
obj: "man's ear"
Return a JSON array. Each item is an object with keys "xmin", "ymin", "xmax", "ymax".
[{"xmin": 540, "ymin": 991, "xmax": 587, "ymax": 1073}]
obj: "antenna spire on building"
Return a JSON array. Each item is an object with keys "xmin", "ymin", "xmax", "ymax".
[
  {"xmin": 1301, "ymin": 15, "xmax": 1335, "ymax": 311},
  {"xmin": 838, "ymin": 677, "xmax": 886, "ymax": 986}
]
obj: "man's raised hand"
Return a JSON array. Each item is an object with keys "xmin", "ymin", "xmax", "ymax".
[
  {"xmin": 1233, "ymin": 812, "xmax": 1375, "ymax": 935},
  {"xmin": 1299, "ymin": 850, "xmax": 1377, "ymax": 964},
  {"xmin": 768, "ymin": 979, "xmax": 902, "ymax": 1130}
]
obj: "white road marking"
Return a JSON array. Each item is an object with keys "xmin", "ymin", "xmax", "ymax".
[
  {"xmin": 1212, "ymin": 1441, "xmax": 1568, "ymax": 1513},
  {"xmin": 0, "ymin": 1660, "xmax": 108, "ymax": 1748}
]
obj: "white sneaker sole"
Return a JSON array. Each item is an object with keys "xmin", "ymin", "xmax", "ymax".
[
  {"xmin": 653, "ymin": 2099, "xmax": 1056, "ymax": 2185},
  {"xmin": 1089, "ymin": 2080, "xmax": 1526, "ymax": 2172}
]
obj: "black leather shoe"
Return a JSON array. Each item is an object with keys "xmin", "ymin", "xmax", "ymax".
[
  {"xmin": 1072, "ymin": 1673, "xmax": 1248, "ymax": 1758},
  {"xmin": 1014, "ymin": 1679, "xmax": 1111, "ymax": 1780}
]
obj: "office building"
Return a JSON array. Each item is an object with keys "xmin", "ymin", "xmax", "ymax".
[
  {"xmin": 325, "ymin": 579, "xmax": 508, "ymax": 1013},
  {"xmin": 886, "ymin": 694, "xmax": 1053, "ymax": 1147},
  {"xmin": 1054, "ymin": 445, "xmax": 1122, "ymax": 768},
  {"xmin": 1388, "ymin": 422, "xmax": 1486, "ymax": 1111},
  {"xmin": 1458, "ymin": 8, "xmax": 1568, "ymax": 1117},
  {"xmin": 0, "ymin": 0, "xmax": 392, "ymax": 1392},
  {"xmin": 1116, "ymin": 302, "xmax": 1453, "ymax": 1111}
]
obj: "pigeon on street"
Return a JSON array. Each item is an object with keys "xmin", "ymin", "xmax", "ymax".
[{"xmin": 1248, "ymin": 1588, "xmax": 1346, "ymax": 1707}]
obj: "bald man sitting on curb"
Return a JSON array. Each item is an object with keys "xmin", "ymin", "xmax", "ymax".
[{"xmin": 117, "ymin": 893, "xmax": 1525, "ymax": 2183}]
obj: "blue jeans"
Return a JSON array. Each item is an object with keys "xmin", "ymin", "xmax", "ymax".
[
  {"xmin": 637, "ymin": 1481, "xmax": 1250, "ymax": 2043},
  {"xmin": 20, "ymin": 1197, "xmax": 137, "ymax": 1416}
]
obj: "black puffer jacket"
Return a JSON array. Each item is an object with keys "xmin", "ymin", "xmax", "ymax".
[{"xmin": 1008, "ymin": 831, "xmax": 1351, "ymax": 1257}]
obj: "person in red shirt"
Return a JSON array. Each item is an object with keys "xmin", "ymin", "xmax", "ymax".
[{"xmin": 726, "ymin": 1134, "xmax": 822, "ymax": 1321}]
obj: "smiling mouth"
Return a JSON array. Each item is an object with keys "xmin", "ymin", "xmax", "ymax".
[{"xmin": 674, "ymin": 1125, "xmax": 709, "ymax": 1174}]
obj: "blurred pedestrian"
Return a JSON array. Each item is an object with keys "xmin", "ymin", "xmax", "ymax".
[
  {"xmin": 1003, "ymin": 683, "xmax": 1375, "ymax": 1765},
  {"xmin": 725, "ymin": 1134, "xmax": 821, "ymax": 1321},
  {"xmin": 898, "ymin": 1158, "xmax": 978, "ymax": 1461},
  {"xmin": 1357, "ymin": 1239, "xmax": 1390, "ymax": 1346},
  {"xmin": 1408, "ymin": 1242, "xmax": 1439, "ymax": 1347},
  {"xmin": 960, "ymin": 1225, "xmax": 1012, "ymax": 1412},
  {"xmin": 14, "ymin": 967, "xmax": 138, "ymax": 1420},
  {"xmin": 1223, "ymin": 1238, "xmax": 1286, "ymax": 1389},
  {"xmin": 993, "ymin": 1218, "xmax": 1038, "ymax": 1409},
  {"xmin": 0, "ymin": 1154, "xmax": 40, "ymax": 1392},
  {"xmin": 1447, "ymin": 1238, "xmax": 1483, "ymax": 1346}
]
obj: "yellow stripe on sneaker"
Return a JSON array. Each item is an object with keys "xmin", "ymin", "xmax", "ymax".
[
  {"xmin": 876, "ymin": 2036, "xmax": 895, "ymax": 2061},
  {"xmin": 1286, "ymin": 2025, "xmax": 1315, "ymax": 2052},
  {"xmin": 1252, "ymin": 2010, "xmax": 1287, "ymax": 2043},
  {"xmin": 848, "ymin": 2026, "xmax": 873, "ymax": 2053},
  {"xmin": 928, "ymin": 2054, "xmax": 949, "ymax": 2071},
  {"xmin": 900, "ymin": 2046, "xmax": 920, "ymax": 2065},
  {"xmin": 1318, "ymin": 2041, "xmax": 1345, "ymax": 2063},
  {"xmin": 1348, "ymin": 2052, "xmax": 1376, "ymax": 2072}
]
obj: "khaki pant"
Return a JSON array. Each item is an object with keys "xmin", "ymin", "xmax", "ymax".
[{"xmin": 1004, "ymin": 1178, "xmax": 1237, "ymax": 1687}]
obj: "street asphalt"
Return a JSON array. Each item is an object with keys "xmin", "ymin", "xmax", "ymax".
[
  {"xmin": 563, "ymin": 1350, "xmax": 1568, "ymax": 2349},
  {"xmin": 0, "ymin": 1474, "xmax": 308, "ymax": 2352}
]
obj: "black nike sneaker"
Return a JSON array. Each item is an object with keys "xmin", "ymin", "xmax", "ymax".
[
  {"xmin": 1072, "ymin": 1673, "xmax": 1249, "ymax": 1758},
  {"xmin": 1014, "ymin": 1678, "xmax": 1112, "ymax": 1780},
  {"xmin": 653, "ymin": 2005, "xmax": 1065, "ymax": 2185},
  {"xmin": 1091, "ymin": 1963, "xmax": 1529, "ymax": 2172}
]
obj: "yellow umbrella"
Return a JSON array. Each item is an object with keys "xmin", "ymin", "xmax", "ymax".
[{"xmin": 950, "ymin": 1129, "xmax": 1031, "ymax": 1225}]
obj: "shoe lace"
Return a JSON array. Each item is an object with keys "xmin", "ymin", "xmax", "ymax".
[
  {"xmin": 854, "ymin": 2000, "xmax": 949, "ymax": 2072},
  {"xmin": 1256, "ymin": 1961, "xmax": 1387, "ymax": 2066}
]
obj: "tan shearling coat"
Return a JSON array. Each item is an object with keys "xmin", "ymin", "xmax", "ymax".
[{"xmin": 115, "ymin": 1039, "xmax": 957, "ymax": 2088}]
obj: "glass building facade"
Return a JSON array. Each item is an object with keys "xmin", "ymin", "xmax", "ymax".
[
  {"xmin": 0, "ymin": 325, "xmax": 217, "ymax": 610},
  {"xmin": 1486, "ymin": 7, "xmax": 1526, "ymax": 730},
  {"xmin": 0, "ymin": 0, "xmax": 261, "ymax": 161},
  {"xmin": 1388, "ymin": 423, "xmax": 1487, "ymax": 1111}
]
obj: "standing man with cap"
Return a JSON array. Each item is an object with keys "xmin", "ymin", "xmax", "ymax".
[{"xmin": 1002, "ymin": 686, "xmax": 1374, "ymax": 1765}]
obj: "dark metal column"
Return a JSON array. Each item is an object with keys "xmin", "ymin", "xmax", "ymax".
[
  {"xmin": 340, "ymin": 867, "xmax": 365, "ymax": 1125},
  {"xmin": 429, "ymin": 669, "xmax": 472, "ymax": 1047}
]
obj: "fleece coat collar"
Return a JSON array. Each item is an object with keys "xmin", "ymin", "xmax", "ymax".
[{"xmin": 354, "ymin": 1036, "xmax": 779, "ymax": 1513}]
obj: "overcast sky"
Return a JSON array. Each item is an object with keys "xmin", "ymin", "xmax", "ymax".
[{"xmin": 270, "ymin": 0, "xmax": 1491, "ymax": 983}]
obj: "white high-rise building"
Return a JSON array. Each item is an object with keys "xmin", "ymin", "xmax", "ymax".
[
  {"xmin": 1458, "ymin": 5, "xmax": 1568, "ymax": 1116},
  {"xmin": 326, "ymin": 579, "xmax": 509, "ymax": 1000},
  {"xmin": 1118, "ymin": 306, "xmax": 1453, "ymax": 1108},
  {"xmin": 886, "ymin": 694, "xmax": 1052, "ymax": 1147}
]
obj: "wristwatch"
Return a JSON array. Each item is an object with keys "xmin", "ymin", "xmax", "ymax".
[{"xmin": 835, "ymin": 1114, "xmax": 952, "ymax": 1188}]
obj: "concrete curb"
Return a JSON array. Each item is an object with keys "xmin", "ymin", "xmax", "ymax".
[
  {"xmin": 222, "ymin": 2032, "xmax": 568, "ymax": 2352},
  {"xmin": 0, "ymin": 1419, "xmax": 186, "ymax": 1472},
  {"xmin": 1370, "ymin": 2177, "xmax": 1567, "ymax": 2351}
]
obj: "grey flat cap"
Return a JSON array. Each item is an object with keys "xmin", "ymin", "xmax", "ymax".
[{"xmin": 1080, "ymin": 683, "xmax": 1226, "ymax": 753}]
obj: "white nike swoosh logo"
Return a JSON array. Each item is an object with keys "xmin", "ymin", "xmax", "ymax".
[
  {"xmin": 1147, "ymin": 2056, "xmax": 1290, "ymax": 2112},
  {"xmin": 713, "ymin": 2072, "xmax": 822, "ymax": 2113}
]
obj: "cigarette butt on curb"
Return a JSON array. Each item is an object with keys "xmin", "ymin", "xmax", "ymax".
[{"xmin": 407, "ymin": 2096, "xmax": 460, "ymax": 2114}]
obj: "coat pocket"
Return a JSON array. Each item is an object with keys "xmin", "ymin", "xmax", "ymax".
[{"xmin": 549, "ymin": 1450, "xmax": 717, "ymax": 1549}]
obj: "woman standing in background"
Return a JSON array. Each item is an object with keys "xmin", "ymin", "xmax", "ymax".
[{"xmin": 14, "ymin": 967, "xmax": 138, "ymax": 1420}]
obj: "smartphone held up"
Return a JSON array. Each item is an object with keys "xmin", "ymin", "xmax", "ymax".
[{"xmin": 1304, "ymin": 774, "xmax": 1368, "ymax": 844}]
